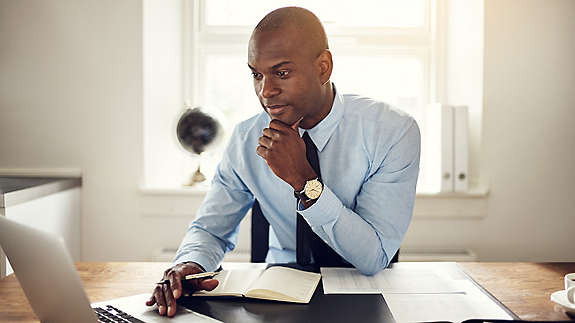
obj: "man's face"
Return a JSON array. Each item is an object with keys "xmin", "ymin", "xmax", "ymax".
[{"xmin": 248, "ymin": 27, "xmax": 323, "ymax": 126}]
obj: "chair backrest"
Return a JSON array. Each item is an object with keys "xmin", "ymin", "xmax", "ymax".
[
  {"xmin": 251, "ymin": 200, "xmax": 269, "ymax": 263},
  {"xmin": 390, "ymin": 248, "xmax": 399, "ymax": 264},
  {"xmin": 250, "ymin": 199, "xmax": 399, "ymax": 266}
]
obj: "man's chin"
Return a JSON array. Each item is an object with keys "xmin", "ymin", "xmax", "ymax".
[{"xmin": 268, "ymin": 113, "xmax": 299, "ymax": 127}]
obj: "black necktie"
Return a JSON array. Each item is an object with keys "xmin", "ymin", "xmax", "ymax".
[{"xmin": 296, "ymin": 132, "xmax": 350, "ymax": 267}]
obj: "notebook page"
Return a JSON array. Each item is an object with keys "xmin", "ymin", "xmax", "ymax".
[
  {"xmin": 246, "ymin": 267, "xmax": 321, "ymax": 302},
  {"xmin": 194, "ymin": 268, "xmax": 264, "ymax": 296}
]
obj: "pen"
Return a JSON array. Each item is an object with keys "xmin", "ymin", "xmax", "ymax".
[{"xmin": 156, "ymin": 271, "xmax": 218, "ymax": 285}]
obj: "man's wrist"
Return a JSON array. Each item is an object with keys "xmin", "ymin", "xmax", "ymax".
[
  {"xmin": 292, "ymin": 168, "xmax": 317, "ymax": 191},
  {"xmin": 301, "ymin": 198, "xmax": 318, "ymax": 210},
  {"xmin": 182, "ymin": 261, "xmax": 205, "ymax": 272}
]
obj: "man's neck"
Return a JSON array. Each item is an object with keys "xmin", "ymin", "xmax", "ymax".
[{"xmin": 302, "ymin": 83, "xmax": 335, "ymax": 129}]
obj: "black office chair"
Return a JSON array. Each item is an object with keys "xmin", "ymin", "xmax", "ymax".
[
  {"xmin": 250, "ymin": 200, "xmax": 399, "ymax": 266},
  {"xmin": 251, "ymin": 200, "xmax": 269, "ymax": 263}
]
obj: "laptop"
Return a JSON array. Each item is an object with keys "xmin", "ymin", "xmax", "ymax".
[{"xmin": 0, "ymin": 216, "xmax": 221, "ymax": 323}]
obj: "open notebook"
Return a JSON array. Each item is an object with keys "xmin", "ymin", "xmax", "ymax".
[{"xmin": 191, "ymin": 266, "xmax": 321, "ymax": 304}]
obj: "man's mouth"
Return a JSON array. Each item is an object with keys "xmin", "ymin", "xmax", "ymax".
[{"xmin": 265, "ymin": 104, "xmax": 289, "ymax": 115}]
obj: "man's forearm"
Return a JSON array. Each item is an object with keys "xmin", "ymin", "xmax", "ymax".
[
  {"xmin": 174, "ymin": 226, "xmax": 227, "ymax": 272},
  {"xmin": 297, "ymin": 186, "xmax": 404, "ymax": 275}
]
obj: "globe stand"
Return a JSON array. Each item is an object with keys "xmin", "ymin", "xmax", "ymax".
[
  {"xmin": 184, "ymin": 153, "xmax": 207, "ymax": 186},
  {"xmin": 186, "ymin": 165, "xmax": 206, "ymax": 186}
]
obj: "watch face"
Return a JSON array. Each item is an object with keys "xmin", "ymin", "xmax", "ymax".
[{"xmin": 305, "ymin": 179, "xmax": 323, "ymax": 200}]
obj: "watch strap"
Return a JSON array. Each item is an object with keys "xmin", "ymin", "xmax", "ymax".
[{"xmin": 294, "ymin": 187, "xmax": 312, "ymax": 202}]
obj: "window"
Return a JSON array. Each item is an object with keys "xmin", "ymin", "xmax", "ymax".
[
  {"xmin": 143, "ymin": 0, "xmax": 466, "ymax": 193},
  {"xmin": 181, "ymin": 0, "xmax": 442, "ymax": 192}
]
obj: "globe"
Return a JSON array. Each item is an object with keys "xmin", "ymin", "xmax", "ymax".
[{"xmin": 176, "ymin": 107, "xmax": 223, "ymax": 185}]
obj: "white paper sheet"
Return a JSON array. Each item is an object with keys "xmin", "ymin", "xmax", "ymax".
[
  {"xmin": 383, "ymin": 281, "xmax": 514, "ymax": 323},
  {"xmin": 321, "ymin": 262, "xmax": 466, "ymax": 294}
]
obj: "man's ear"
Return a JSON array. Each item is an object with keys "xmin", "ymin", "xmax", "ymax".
[{"xmin": 316, "ymin": 49, "xmax": 333, "ymax": 85}]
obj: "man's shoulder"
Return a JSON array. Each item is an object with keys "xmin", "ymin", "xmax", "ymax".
[
  {"xmin": 338, "ymin": 93, "xmax": 420, "ymax": 164},
  {"xmin": 340, "ymin": 93, "xmax": 416, "ymax": 132}
]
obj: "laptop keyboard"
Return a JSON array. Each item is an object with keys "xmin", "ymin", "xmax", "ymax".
[{"xmin": 94, "ymin": 305, "xmax": 145, "ymax": 323}]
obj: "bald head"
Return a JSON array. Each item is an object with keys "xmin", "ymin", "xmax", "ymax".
[
  {"xmin": 252, "ymin": 7, "xmax": 328, "ymax": 57},
  {"xmin": 248, "ymin": 7, "xmax": 334, "ymax": 129}
]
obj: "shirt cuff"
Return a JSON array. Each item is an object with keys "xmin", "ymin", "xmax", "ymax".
[
  {"xmin": 297, "ymin": 185, "xmax": 343, "ymax": 228},
  {"xmin": 173, "ymin": 251, "xmax": 220, "ymax": 272}
]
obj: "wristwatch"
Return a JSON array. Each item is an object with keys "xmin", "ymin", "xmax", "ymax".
[{"xmin": 294, "ymin": 178, "xmax": 323, "ymax": 202}]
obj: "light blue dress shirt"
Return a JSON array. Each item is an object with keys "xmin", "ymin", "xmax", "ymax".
[{"xmin": 174, "ymin": 87, "xmax": 420, "ymax": 275}]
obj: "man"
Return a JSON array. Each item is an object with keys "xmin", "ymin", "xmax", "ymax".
[{"xmin": 147, "ymin": 7, "xmax": 420, "ymax": 317}]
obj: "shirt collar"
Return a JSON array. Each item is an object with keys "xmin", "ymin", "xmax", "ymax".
[{"xmin": 298, "ymin": 84, "xmax": 344, "ymax": 152}]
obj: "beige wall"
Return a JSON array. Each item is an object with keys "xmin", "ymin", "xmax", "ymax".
[
  {"xmin": 405, "ymin": 0, "xmax": 575, "ymax": 260},
  {"xmin": 0, "ymin": 0, "xmax": 151, "ymax": 261},
  {"xmin": 0, "ymin": 0, "xmax": 573, "ymax": 262},
  {"xmin": 482, "ymin": 0, "xmax": 575, "ymax": 259}
]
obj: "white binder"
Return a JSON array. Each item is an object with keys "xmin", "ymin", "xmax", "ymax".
[
  {"xmin": 427, "ymin": 103, "xmax": 454, "ymax": 192},
  {"xmin": 453, "ymin": 106, "xmax": 469, "ymax": 192}
]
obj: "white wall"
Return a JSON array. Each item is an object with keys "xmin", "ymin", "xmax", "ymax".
[{"xmin": 0, "ymin": 0, "xmax": 573, "ymax": 263}]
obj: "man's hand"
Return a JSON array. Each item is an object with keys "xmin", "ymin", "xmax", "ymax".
[
  {"xmin": 256, "ymin": 118, "xmax": 317, "ymax": 191},
  {"xmin": 146, "ymin": 262, "xmax": 218, "ymax": 317}
]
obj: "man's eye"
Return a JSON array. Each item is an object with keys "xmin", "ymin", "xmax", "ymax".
[
  {"xmin": 276, "ymin": 71, "xmax": 289, "ymax": 78},
  {"xmin": 252, "ymin": 72, "xmax": 262, "ymax": 80}
]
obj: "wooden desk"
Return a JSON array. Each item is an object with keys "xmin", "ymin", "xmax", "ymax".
[
  {"xmin": 459, "ymin": 263, "xmax": 575, "ymax": 321},
  {"xmin": 0, "ymin": 262, "xmax": 573, "ymax": 322}
]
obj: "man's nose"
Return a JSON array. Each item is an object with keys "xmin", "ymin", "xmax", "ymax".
[{"xmin": 260, "ymin": 76, "xmax": 280, "ymax": 99}]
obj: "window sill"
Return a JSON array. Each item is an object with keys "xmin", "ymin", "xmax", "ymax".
[
  {"xmin": 138, "ymin": 184, "xmax": 489, "ymax": 219},
  {"xmin": 416, "ymin": 187, "xmax": 489, "ymax": 199},
  {"xmin": 138, "ymin": 185, "xmax": 489, "ymax": 198},
  {"xmin": 139, "ymin": 185, "xmax": 211, "ymax": 197}
]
